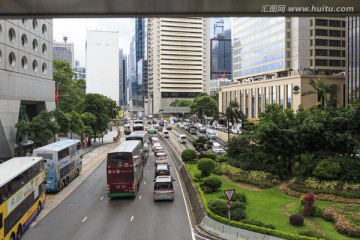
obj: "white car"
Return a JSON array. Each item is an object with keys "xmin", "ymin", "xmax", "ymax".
[
  {"xmin": 211, "ymin": 142, "xmax": 225, "ymax": 155},
  {"xmin": 178, "ymin": 134, "xmax": 187, "ymax": 143}
]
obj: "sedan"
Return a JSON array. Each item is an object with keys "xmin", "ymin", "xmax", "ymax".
[
  {"xmin": 155, "ymin": 163, "xmax": 170, "ymax": 177},
  {"xmin": 166, "ymin": 125, "xmax": 172, "ymax": 130}
]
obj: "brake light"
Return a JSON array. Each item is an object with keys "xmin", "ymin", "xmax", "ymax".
[
  {"xmin": 131, "ymin": 183, "xmax": 135, "ymax": 190},
  {"xmin": 171, "ymin": 192, "xmax": 174, "ymax": 197}
]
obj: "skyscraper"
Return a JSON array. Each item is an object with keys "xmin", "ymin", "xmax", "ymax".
[
  {"xmin": 147, "ymin": 17, "xmax": 210, "ymax": 114},
  {"xmin": 86, "ymin": 30, "xmax": 120, "ymax": 104},
  {"xmin": 53, "ymin": 37, "xmax": 74, "ymax": 68}
]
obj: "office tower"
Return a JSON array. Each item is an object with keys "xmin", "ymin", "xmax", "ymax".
[
  {"xmin": 86, "ymin": 30, "xmax": 120, "ymax": 104},
  {"xmin": 147, "ymin": 17, "xmax": 210, "ymax": 114},
  {"xmin": 220, "ymin": 17, "xmax": 346, "ymax": 119},
  {"xmin": 53, "ymin": 37, "xmax": 74, "ymax": 67},
  {"xmin": 0, "ymin": 19, "xmax": 54, "ymax": 160},
  {"xmin": 74, "ymin": 60, "xmax": 86, "ymax": 80}
]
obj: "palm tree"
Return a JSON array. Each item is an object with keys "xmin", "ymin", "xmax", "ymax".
[
  {"xmin": 212, "ymin": 101, "xmax": 245, "ymax": 140},
  {"xmin": 302, "ymin": 77, "xmax": 338, "ymax": 109}
]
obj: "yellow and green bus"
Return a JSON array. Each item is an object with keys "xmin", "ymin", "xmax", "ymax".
[{"xmin": 0, "ymin": 157, "xmax": 46, "ymax": 240}]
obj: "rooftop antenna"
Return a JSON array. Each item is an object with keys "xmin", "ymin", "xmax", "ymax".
[{"xmin": 63, "ymin": 36, "xmax": 68, "ymax": 42}]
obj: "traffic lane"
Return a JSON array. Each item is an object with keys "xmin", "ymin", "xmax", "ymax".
[{"xmin": 24, "ymin": 146, "xmax": 193, "ymax": 240}]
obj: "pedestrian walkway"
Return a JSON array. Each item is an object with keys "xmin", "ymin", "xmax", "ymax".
[{"xmin": 82, "ymin": 128, "xmax": 120, "ymax": 155}]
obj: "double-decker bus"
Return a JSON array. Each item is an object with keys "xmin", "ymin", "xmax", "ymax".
[
  {"xmin": 106, "ymin": 140, "xmax": 144, "ymax": 198},
  {"xmin": 0, "ymin": 157, "xmax": 46, "ymax": 240},
  {"xmin": 32, "ymin": 139, "xmax": 82, "ymax": 192},
  {"xmin": 125, "ymin": 131, "xmax": 149, "ymax": 161}
]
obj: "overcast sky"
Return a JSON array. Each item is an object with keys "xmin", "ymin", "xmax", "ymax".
[{"xmin": 53, "ymin": 18, "xmax": 133, "ymax": 66}]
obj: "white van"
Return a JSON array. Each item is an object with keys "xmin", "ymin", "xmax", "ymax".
[
  {"xmin": 179, "ymin": 134, "xmax": 187, "ymax": 143},
  {"xmin": 163, "ymin": 130, "xmax": 169, "ymax": 138}
]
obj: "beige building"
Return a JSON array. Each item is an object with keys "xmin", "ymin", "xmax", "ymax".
[
  {"xmin": 147, "ymin": 17, "xmax": 210, "ymax": 114},
  {"xmin": 219, "ymin": 75, "xmax": 345, "ymax": 119}
]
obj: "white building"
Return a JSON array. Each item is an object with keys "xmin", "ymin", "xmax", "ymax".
[
  {"xmin": 86, "ymin": 30, "xmax": 120, "ymax": 104},
  {"xmin": 147, "ymin": 18, "xmax": 210, "ymax": 114}
]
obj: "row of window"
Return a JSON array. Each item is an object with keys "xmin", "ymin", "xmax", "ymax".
[
  {"xmin": 222, "ymin": 84, "xmax": 292, "ymax": 118},
  {"xmin": 312, "ymin": 49, "xmax": 345, "ymax": 57},
  {"xmin": 313, "ymin": 29, "xmax": 345, "ymax": 37},
  {"xmin": 234, "ymin": 60, "xmax": 285, "ymax": 77},
  {"xmin": 313, "ymin": 19, "xmax": 345, "ymax": 28},
  {"xmin": 234, "ymin": 52, "xmax": 285, "ymax": 70},
  {"xmin": 0, "ymin": 50, "xmax": 48, "ymax": 73},
  {"xmin": 313, "ymin": 39, "xmax": 345, "ymax": 47},
  {"xmin": 234, "ymin": 24, "xmax": 285, "ymax": 47}
]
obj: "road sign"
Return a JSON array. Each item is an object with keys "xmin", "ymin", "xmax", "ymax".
[
  {"xmin": 226, "ymin": 202, "xmax": 231, "ymax": 210},
  {"xmin": 224, "ymin": 189, "xmax": 235, "ymax": 201}
]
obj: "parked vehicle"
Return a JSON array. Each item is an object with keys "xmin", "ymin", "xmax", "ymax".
[{"xmin": 153, "ymin": 175, "xmax": 175, "ymax": 201}]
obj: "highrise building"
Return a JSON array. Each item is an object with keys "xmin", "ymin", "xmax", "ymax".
[
  {"xmin": 74, "ymin": 60, "xmax": 86, "ymax": 80},
  {"xmin": 219, "ymin": 17, "xmax": 346, "ymax": 119},
  {"xmin": 347, "ymin": 16, "xmax": 359, "ymax": 104},
  {"xmin": 147, "ymin": 17, "xmax": 210, "ymax": 114},
  {"xmin": 119, "ymin": 49, "xmax": 125, "ymax": 106},
  {"xmin": 0, "ymin": 19, "xmax": 54, "ymax": 160},
  {"xmin": 86, "ymin": 30, "xmax": 120, "ymax": 104},
  {"xmin": 53, "ymin": 37, "xmax": 74, "ymax": 68}
]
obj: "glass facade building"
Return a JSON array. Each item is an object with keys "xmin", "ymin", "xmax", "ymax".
[
  {"xmin": 233, "ymin": 17, "xmax": 287, "ymax": 79},
  {"xmin": 210, "ymin": 39, "xmax": 232, "ymax": 80},
  {"xmin": 347, "ymin": 17, "xmax": 360, "ymax": 103}
]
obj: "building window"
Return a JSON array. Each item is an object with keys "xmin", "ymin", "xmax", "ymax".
[
  {"xmin": 32, "ymin": 39, "xmax": 38, "ymax": 51},
  {"xmin": 32, "ymin": 19, "xmax": 38, "ymax": 30},
  {"xmin": 0, "ymin": 24, "xmax": 2, "ymax": 37},
  {"xmin": 42, "ymin": 43, "xmax": 47, "ymax": 55},
  {"xmin": 21, "ymin": 19, "xmax": 27, "ymax": 26},
  {"xmin": 315, "ymin": 49, "xmax": 327, "ymax": 56},
  {"xmin": 32, "ymin": 60, "xmax": 38, "ymax": 72},
  {"xmin": 8, "ymin": 28, "xmax": 16, "ymax": 43},
  {"xmin": 329, "ymin": 40, "xmax": 341, "ymax": 47},
  {"xmin": 21, "ymin": 56, "xmax": 28, "ymax": 70},
  {"xmin": 329, "ymin": 60, "xmax": 341, "ymax": 66},
  {"xmin": 315, "ymin": 59, "xmax": 328, "ymax": 66},
  {"xmin": 0, "ymin": 50, "xmax": 2, "ymax": 63},
  {"xmin": 245, "ymin": 89, "xmax": 249, "ymax": 118},
  {"xmin": 251, "ymin": 89, "xmax": 255, "ymax": 118},
  {"xmin": 329, "ymin": 20, "xmax": 341, "ymax": 27},
  {"xmin": 258, "ymin": 88, "xmax": 262, "ymax": 114},
  {"xmin": 272, "ymin": 86, "xmax": 277, "ymax": 104},
  {"xmin": 329, "ymin": 50, "xmax": 341, "ymax": 57},
  {"xmin": 279, "ymin": 85, "xmax": 284, "ymax": 109},
  {"xmin": 315, "ymin": 39, "xmax": 328, "ymax": 46},
  {"xmin": 286, "ymin": 84, "xmax": 292, "ymax": 109},
  {"xmin": 42, "ymin": 63, "xmax": 47, "ymax": 74},
  {"xmin": 42, "ymin": 24, "xmax": 47, "ymax": 36},
  {"xmin": 239, "ymin": 90, "xmax": 243, "ymax": 112},
  {"xmin": 329, "ymin": 30, "xmax": 341, "ymax": 37},
  {"xmin": 315, "ymin": 29, "xmax": 328, "ymax": 36},
  {"xmin": 315, "ymin": 19, "xmax": 328, "ymax": 26},
  {"xmin": 265, "ymin": 87, "xmax": 269, "ymax": 107},
  {"xmin": 21, "ymin": 34, "xmax": 28, "ymax": 47},
  {"xmin": 8, "ymin": 52, "xmax": 16, "ymax": 67}
]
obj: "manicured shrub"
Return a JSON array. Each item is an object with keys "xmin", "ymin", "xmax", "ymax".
[
  {"xmin": 215, "ymin": 155, "xmax": 228, "ymax": 163},
  {"xmin": 313, "ymin": 157, "xmax": 341, "ymax": 180},
  {"xmin": 241, "ymin": 219, "xmax": 276, "ymax": 230},
  {"xmin": 197, "ymin": 158, "xmax": 215, "ymax": 177},
  {"xmin": 208, "ymin": 199, "xmax": 246, "ymax": 221},
  {"xmin": 289, "ymin": 214, "xmax": 304, "ymax": 226},
  {"xmin": 299, "ymin": 230, "xmax": 330, "ymax": 240},
  {"xmin": 201, "ymin": 176, "xmax": 222, "ymax": 193},
  {"xmin": 181, "ymin": 149, "xmax": 197, "ymax": 163},
  {"xmin": 199, "ymin": 151, "xmax": 217, "ymax": 160}
]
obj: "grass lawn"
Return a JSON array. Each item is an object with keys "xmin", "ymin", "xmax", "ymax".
[{"xmin": 187, "ymin": 163, "xmax": 358, "ymax": 240}]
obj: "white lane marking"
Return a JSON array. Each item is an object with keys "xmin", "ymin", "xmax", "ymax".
[
  {"xmin": 100, "ymin": 196, "xmax": 104, "ymax": 200},
  {"xmin": 144, "ymin": 181, "xmax": 146, "ymax": 184},
  {"xmin": 82, "ymin": 217, "xmax": 87, "ymax": 222},
  {"xmin": 147, "ymin": 170, "xmax": 149, "ymax": 173},
  {"xmin": 139, "ymin": 195, "xmax": 142, "ymax": 200},
  {"xmin": 194, "ymin": 233, "xmax": 209, "ymax": 240},
  {"xmin": 130, "ymin": 216, "xmax": 134, "ymax": 221}
]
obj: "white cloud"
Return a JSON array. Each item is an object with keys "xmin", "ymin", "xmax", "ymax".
[{"xmin": 53, "ymin": 18, "xmax": 133, "ymax": 65}]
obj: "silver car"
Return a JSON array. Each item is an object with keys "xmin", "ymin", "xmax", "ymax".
[{"xmin": 153, "ymin": 176, "xmax": 175, "ymax": 201}]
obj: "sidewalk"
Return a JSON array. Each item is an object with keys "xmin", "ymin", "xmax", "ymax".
[{"xmin": 82, "ymin": 128, "xmax": 120, "ymax": 155}]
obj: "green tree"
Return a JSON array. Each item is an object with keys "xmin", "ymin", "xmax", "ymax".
[
  {"xmin": 170, "ymin": 99, "xmax": 192, "ymax": 107},
  {"xmin": 28, "ymin": 111, "xmax": 60, "ymax": 146},
  {"xmin": 256, "ymin": 104, "xmax": 299, "ymax": 178},
  {"xmin": 193, "ymin": 136, "xmax": 212, "ymax": 155},
  {"xmin": 53, "ymin": 60, "xmax": 85, "ymax": 112},
  {"xmin": 212, "ymin": 101, "xmax": 245, "ymax": 139},
  {"xmin": 67, "ymin": 111, "xmax": 85, "ymax": 138},
  {"xmin": 190, "ymin": 95, "xmax": 218, "ymax": 122},
  {"xmin": 79, "ymin": 94, "xmax": 116, "ymax": 142},
  {"xmin": 197, "ymin": 158, "xmax": 215, "ymax": 177},
  {"xmin": 52, "ymin": 108, "xmax": 71, "ymax": 134},
  {"xmin": 302, "ymin": 77, "xmax": 339, "ymax": 110}
]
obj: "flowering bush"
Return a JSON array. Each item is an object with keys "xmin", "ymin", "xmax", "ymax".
[
  {"xmin": 322, "ymin": 204, "xmax": 360, "ymax": 238},
  {"xmin": 300, "ymin": 192, "xmax": 316, "ymax": 216},
  {"xmin": 218, "ymin": 163, "xmax": 279, "ymax": 188}
]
